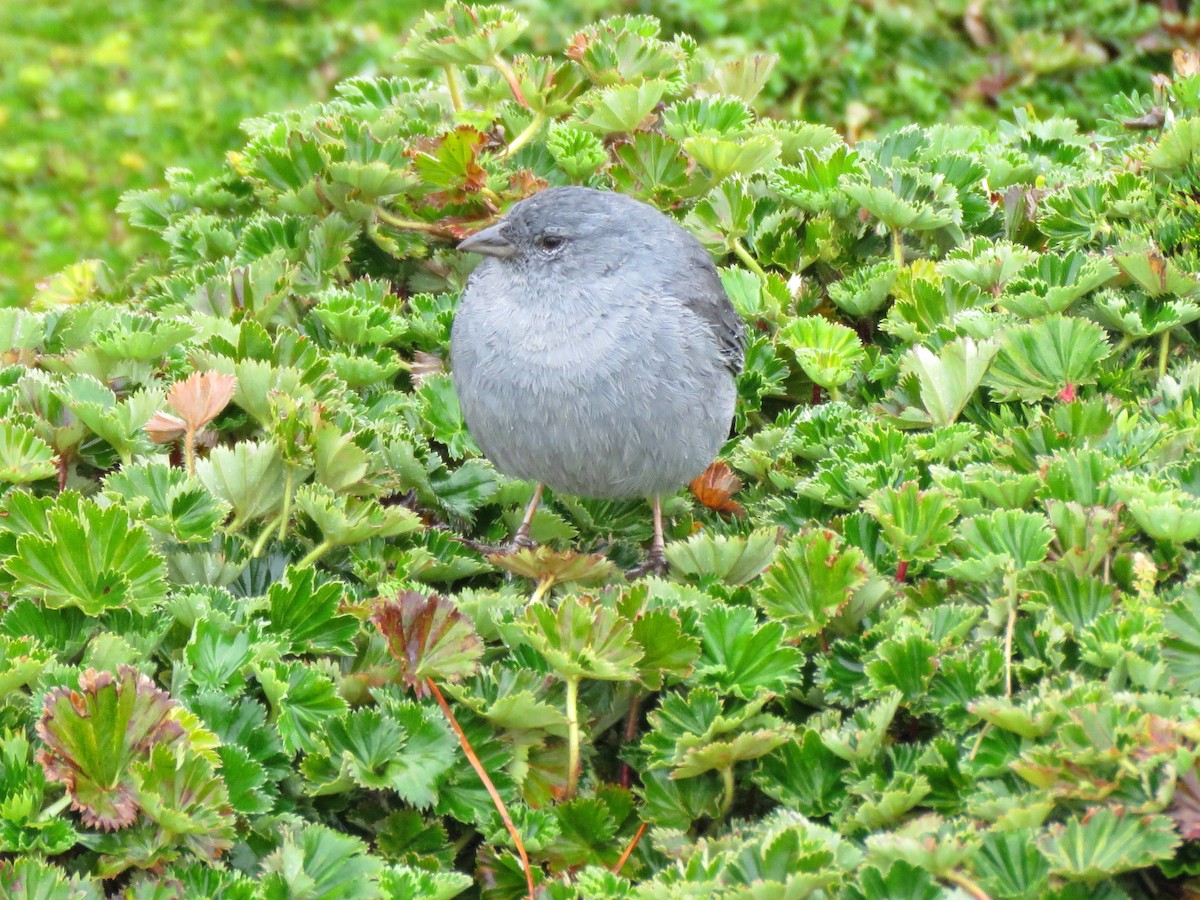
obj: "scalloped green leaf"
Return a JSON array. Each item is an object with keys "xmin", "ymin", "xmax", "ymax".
[
  {"xmin": 0, "ymin": 422, "xmax": 57, "ymax": 485},
  {"xmin": 664, "ymin": 528, "xmax": 779, "ymax": 586},
  {"xmin": 986, "ymin": 316, "xmax": 1111, "ymax": 403},
  {"xmin": 1037, "ymin": 808, "xmax": 1179, "ymax": 881},
  {"xmin": 5, "ymin": 494, "xmax": 168, "ymax": 615}
]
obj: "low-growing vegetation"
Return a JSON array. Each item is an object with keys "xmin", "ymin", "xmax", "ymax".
[
  {"xmin": 5, "ymin": 1, "xmax": 1200, "ymax": 897},
  {"xmin": 2, "ymin": 0, "xmax": 1188, "ymax": 302}
]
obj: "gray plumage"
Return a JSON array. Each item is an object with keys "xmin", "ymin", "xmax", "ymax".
[{"xmin": 450, "ymin": 186, "xmax": 745, "ymax": 500}]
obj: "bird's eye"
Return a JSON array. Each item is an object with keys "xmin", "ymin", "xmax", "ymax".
[{"xmin": 537, "ymin": 234, "xmax": 565, "ymax": 252}]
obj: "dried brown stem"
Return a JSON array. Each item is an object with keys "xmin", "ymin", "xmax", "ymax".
[
  {"xmin": 619, "ymin": 692, "xmax": 642, "ymax": 789},
  {"xmin": 612, "ymin": 821, "xmax": 647, "ymax": 875},
  {"xmin": 427, "ymin": 678, "xmax": 535, "ymax": 899}
]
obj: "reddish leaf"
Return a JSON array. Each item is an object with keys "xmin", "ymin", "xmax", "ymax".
[
  {"xmin": 165, "ymin": 371, "xmax": 237, "ymax": 432},
  {"xmin": 1170, "ymin": 768, "xmax": 1200, "ymax": 840},
  {"xmin": 411, "ymin": 126, "xmax": 489, "ymax": 206},
  {"xmin": 371, "ymin": 591, "xmax": 483, "ymax": 696},
  {"xmin": 508, "ymin": 169, "xmax": 549, "ymax": 200},
  {"xmin": 36, "ymin": 667, "xmax": 186, "ymax": 831},
  {"xmin": 1175, "ymin": 48, "xmax": 1200, "ymax": 78},
  {"xmin": 144, "ymin": 411, "xmax": 187, "ymax": 444},
  {"xmin": 489, "ymin": 546, "xmax": 616, "ymax": 586},
  {"xmin": 690, "ymin": 461, "xmax": 746, "ymax": 517},
  {"xmin": 565, "ymin": 31, "xmax": 590, "ymax": 62}
]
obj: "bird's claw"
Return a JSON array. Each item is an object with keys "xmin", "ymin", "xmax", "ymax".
[
  {"xmin": 453, "ymin": 529, "xmax": 537, "ymax": 558},
  {"xmin": 454, "ymin": 536, "xmax": 506, "ymax": 556},
  {"xmin": 506, "ymin": 529, "xmax": 537, "ymax": 554},
  {"xmin": 625, "ymin": 550, "xmax": 668, "ymax": 580}
]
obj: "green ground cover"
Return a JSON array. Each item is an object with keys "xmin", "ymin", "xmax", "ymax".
[
  {"xmin": 1, "ymin": 0, "xmax": 1180, "ymax": 301},
  {"xmin": 4, "ymin": 1, "xmax": 1200, "ymax": 897}
]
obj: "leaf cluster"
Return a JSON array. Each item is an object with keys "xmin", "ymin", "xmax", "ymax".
[{"xmin": 5, "ymin": 2, "xmax": 1200, "ymax": 896}]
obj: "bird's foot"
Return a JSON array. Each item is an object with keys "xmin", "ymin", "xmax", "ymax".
[
  {"xmin": 625, "ymin": 549, "xmax": 668, "ymax": 580},
  {"xmin": 453, "ymin": 535, "xmax": 507, "ymax": 556},
  {"xmin": 453, "ymin": 529, "xmax": 537, "ymax": 558},
  {"xmin": 505, "ymin": 530, "xmax": 537, "ymax": 555}
]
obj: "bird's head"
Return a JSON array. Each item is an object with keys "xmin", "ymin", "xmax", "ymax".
[{"xmin": 456, "ymin": 186, "xmax": 662, "ymax": 276}]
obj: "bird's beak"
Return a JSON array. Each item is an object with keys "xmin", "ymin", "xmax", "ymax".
[{"xmin": 457, "ymin": 223, "xmax": 515, "ymax": 258}]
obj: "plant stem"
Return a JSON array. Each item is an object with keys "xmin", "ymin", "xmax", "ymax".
[
  {"xmin": 968, "ymin": 722, "xmax": 991, "ymax": 760},
  {"xmin": 829, "ymin": 384, "xmax": 842, "ymax": 402},
  {"xmin": 1004, "ymin": 571, "xmax": 1018, "ymax": 697},
  {"xmin": 39, "ymin": 794, "xmax": 72, "ymax": 821},
  {"xmin": 731, "ymin": 238, "xmax": 768, "ymax": 281},
  {"xmin": 250, "ymin": 520, "xmax": 276, "ymax": 559},
  {"xmin": 612, "ymin": 821, "xmax": 647, "ymax": 875},
  {"xmin": 943, "ymin": 870, "xmax": 994, "ymax": 900},
  {"xmin": 427, "ymin": 678, "xmax": 535, "ymax": 900},
  {"xmin": 530, "ymin": 575, "xmax": 554, "ymax": 604},
  {"xmin": 375, "ymin": 208, "xmax": 456, "ymax": 238},
  {"xmin": 296, "ymin": 539, "xmax": 332, "ymax": 569},
  {"xmin": 1159, "ymin": 329, "xmax": 1171, "ymax": 379},
  {"xmin": 502, "ymin": 112, "xmax": 546, "ymax": 158},
  {"xmin": 619, "ymin": 692, "xmax": 642, "ymax": 789},
  {"xmin": 184, "ymin": 427, "xmax": 196, "ymax": 477},
  {"xmin": 443, "ymin": 65, "xmax": 464, "ymax": 113},
  {"xmin": 566, "ymin": 676, "xmax": 582, "ymax": 799},
  {"xmin": 491, "ymin": 54, "xmax": 529, "ymax": 108},
  {"xmin": 892, "ymin": 228, "xmax": 905, "ymax": 267},
  {"xmin": 277, "ymin": 466, "xmax": 294, "ymax": 542},
  {"xmin": 718, "ymin": 765, "xmax": 735, "ymax": 818},
  {"xmin": 450, "ymin": 830, "xmax": 476, "ymax": 856},
  {"xmin": 895, "ymin": 559, "xmax": 909, "ymax": 583}
]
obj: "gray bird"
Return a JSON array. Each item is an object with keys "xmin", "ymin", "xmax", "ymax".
[{"xmin": 450, "ymin": 186, "xmax": 745, "ymax": 573}]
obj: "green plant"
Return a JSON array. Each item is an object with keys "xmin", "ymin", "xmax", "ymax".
[
  {"xmin": 5, "ymin": 2, "xmax": 1200, "ymax": 896},
  {"xmin": 4, "ymin": 0, "xmax": 1185, "ymax": 304}
]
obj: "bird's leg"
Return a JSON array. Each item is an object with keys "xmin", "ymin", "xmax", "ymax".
[
  {"xmin": 649, "ymin": 494, "xmax": 666, "ymax": 563},
  {"xmin": 453, "ymin": 484, "xmax": 544, "ymax": 558},
  {"xmin": 507, "ymin": 483, "xmax": 544, "ymax": 552},
  {"xmin": 627, "ymin": 495, "xmax": 669, "ymax": 579}
]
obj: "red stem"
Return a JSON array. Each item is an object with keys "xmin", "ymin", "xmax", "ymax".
[
  {"xmin": 612, "ymin": 821, "xmax": 647, "ymax": 875},
  {"xmin": 427, "ymin": 678, "xmax": 535, "ymax": 899},
  {"xmin": 895, "ymin": 559, "xmax": 909, "ymax": 583},
  {"xmin": 619, "ymin": 693, "xmax": 642, "ymax": 789},
  {"xmin": 492, "ymin": 55, "xmax": 530, "ymax": 109},
  {"xmin": 811, "ymin": 383, "xmax": 823, "ymax": 405}
]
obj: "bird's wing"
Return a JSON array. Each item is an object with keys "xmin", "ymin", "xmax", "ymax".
[{"xmin": 680, "ymin": 258, "xmax": 747, "ymax": 376}]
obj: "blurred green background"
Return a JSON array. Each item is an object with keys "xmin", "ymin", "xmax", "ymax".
[
  {"xmin": 0, "ymin": 0, "xmax": 1175, "ymax": 304},
  {"xmin": 0, "ymin": 0, "xmax": 441, "ymax": 303}
]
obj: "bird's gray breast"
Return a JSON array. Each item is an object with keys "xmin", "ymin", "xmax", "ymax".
[{"xmin": 450, "ymin": 271, "xmax": 735, "ymax": 499}]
